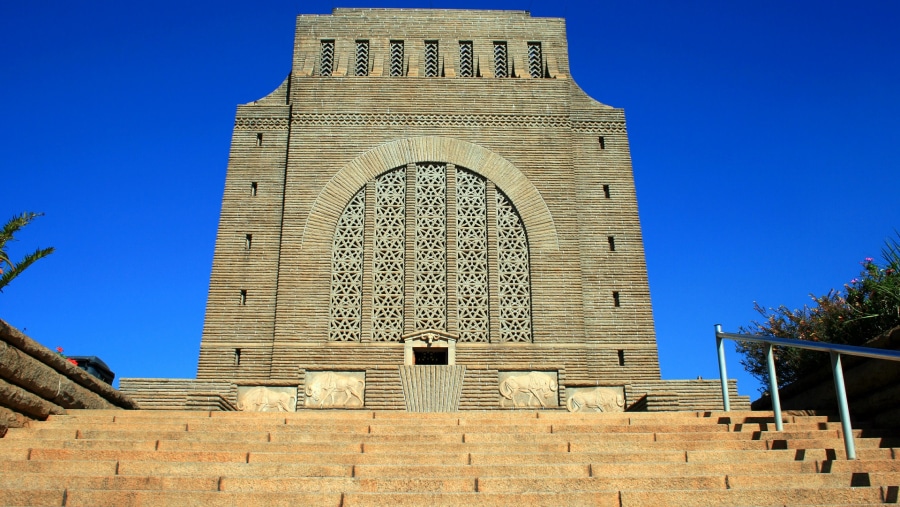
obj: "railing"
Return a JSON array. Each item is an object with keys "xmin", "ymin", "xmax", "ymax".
[{"xmin": 715, "ymin": 324, "xmax": 900, "ymax": 460}]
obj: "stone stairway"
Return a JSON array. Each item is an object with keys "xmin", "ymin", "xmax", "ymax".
[{"xmin": 0, "ymin": 409, "xmax": 898, "ymax": 506}]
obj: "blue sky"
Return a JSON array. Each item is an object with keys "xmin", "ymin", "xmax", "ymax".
[{"xmin": 2, "ymin": 1, "xmax": 898, "ymax": 396}]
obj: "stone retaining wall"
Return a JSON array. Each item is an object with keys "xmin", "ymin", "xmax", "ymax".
[{"xmin": 0, "ymin": 319, "xmax": 138, "ymax": 435}]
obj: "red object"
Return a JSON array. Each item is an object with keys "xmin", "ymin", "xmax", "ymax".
[
  {"xmin": 67, "ymin": 358, "xmax": 78, "ymax": 366},
  {"xmin": 56, "ymin": 346, "xmax": 64, "ymax": 353}
]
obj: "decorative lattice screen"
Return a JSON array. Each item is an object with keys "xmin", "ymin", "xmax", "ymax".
[
  {"xmin": 455, "ymin": 168, "xmax": 489, "ymax": 342},
  {"xmin": 413, "ymin": 163, "xmax": 447, "ymax": 330},
  {"xmin": 527, "ymin": 42, "xmax": 543, "ymax": 78},
  {"xmin": 459, "ymin": 41, "xmax": 473, "ymax": 78},
  {"xmin": 320, "ymin": 40, "xmax": 334, "ymax": 77},
  {"xmin": 355, "ymin": 40, "xmax": 369, "ymax": 76},
  {"xmin": 496, "ymin": 190, "xmax": 532, "ymax": 342},
  {"xmin": 327, "ymin": 164, "xmax": 532, "ymax": 343},
  {"xmin": 328, "ymin": 189, "xmax": 366, "ymax": 341},
  {"xmin": 493, "ymin": 41, "xmax": 508, "ymax": 78},
  {"xmin": 371, "ymin": 168, "xmax": 407, "ymax": 341},
  {"xmin": 424, "ymin": 41, "xmax": 439, "ymax": 77},
  {"xmin": 390, "ymin": 41, "xmax": 404, "ymax": 77}
]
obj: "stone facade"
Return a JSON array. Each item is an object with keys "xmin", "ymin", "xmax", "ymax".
[
  {"xmin": 196, "ymin": 8, "xmax": 658, "ymax": 409},
  {"xmin": 123, "ymin": 9, "xmax": 750, "ymax": 411}
]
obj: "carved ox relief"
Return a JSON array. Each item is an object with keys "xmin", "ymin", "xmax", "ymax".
[
  {"xmin": 236, "ymin": 386, "xmax": 297, "ymax": 412},
  {"xmin": 565, "ymin": 387, "xmax": 626, "ymax": 413},
  {"xmin": 498, "ymin": 371, "xmax": 559, "ymax": 408},
  {"xmin": 304, "ymin": 371, "xmax": 365, "ymax": 408}
]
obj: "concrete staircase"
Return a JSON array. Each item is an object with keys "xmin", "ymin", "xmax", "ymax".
[{"xmin": 0, "ymin": 409, "xmax": 898, "ymax": 506}]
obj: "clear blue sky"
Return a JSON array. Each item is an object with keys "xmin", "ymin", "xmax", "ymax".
[{"xmin": 2, "ymin": 1, "xmax": 898, "ymax": 396}]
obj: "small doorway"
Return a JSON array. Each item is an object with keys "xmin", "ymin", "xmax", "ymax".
[{"xmin": 413, "ymin": 347, "xmax": 448, "ymax": 365}]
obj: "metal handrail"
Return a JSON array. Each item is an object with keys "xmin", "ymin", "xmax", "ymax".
[{"xmin": 715, "ymin": 324, "xmax": 900, "ymax": 460}]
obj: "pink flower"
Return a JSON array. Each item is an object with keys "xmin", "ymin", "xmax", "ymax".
[
  {"xmin": 865, "ymin": 257, "xmax": 874, "ymax": 262},
  {"xmin": 56, "ymin": 346, "xmax": 64, "ymax": 353},
  {"xmin": 850, "ymin": 279, "xmax": 858, "ymax": 284}
]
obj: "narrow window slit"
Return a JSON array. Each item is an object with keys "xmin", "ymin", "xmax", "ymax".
[
  {"xmin": 234, "ymin": 348, "xmax": 242, "ymax": 366},
  {"xmin": 598, "ymin": 136, "xmax": 605, "ymax": 149},
  {"xmin": 355, "ymin": 40, "xmax": 369, "ymax": 76},
  {"xmin": 245, "ymin": 234, "xmax": 252, "ymax": 250},
  {"xmin": 603, "ymin": 184, "xmax": 610, "ymax": 199},
  {"xmin": 424, "ymin": 40, "xmax": 439, "ymax": 77},
  {"xmin": 607, "ymin": 236, "xmax": 616, "ymax": 251},
  {"xmin": 527, "ymin": 42, "xmax": 543, "ymax": 78},
  {"xmin": 256, "ymin": 133, "xmax": 263, "ymax": 147},
  {"xmin": 251, "ymin": 182, "xmax": 258, "ymax": 196},
  {"xmin": 240, "ymin": 289, "xmax": 247, "ymax": 305},
  {"xmin": 613, "ymin": 291, "xmax": 620, "ymax": 307},
  {"xmin": 320, "ymin": 40, "xmax": 335, "ymax": 76},
  {"xmin": 618, "ymin": 349, "xmax": 625, "ymax": 366},
  {"xmin": 390, "ymin": 40, "xmax": 404, "ymax": 77},
  {"xmin": 493, "ymin": 41, "xmax": 508, "ymax": 77}
]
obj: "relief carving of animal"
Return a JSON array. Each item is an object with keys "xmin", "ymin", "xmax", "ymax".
[
  {"xmin": 499, "ymin": 372, "xmax": 558, "ymax": 407},
  {"xmin": 237, "ymin": 387, "xmax": 296, "ymax": 412},
  {"xmin": 566, "ymin": 387, "xmax": 625, "ymax": 413},
  {"xmin": 305, "ymin": 372, "xmax": 365, "ymax": 408}
]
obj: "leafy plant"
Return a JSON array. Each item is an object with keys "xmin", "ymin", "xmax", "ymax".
[
  {"xmin": 738, "ymin": 233, "xmax": 900, "ymax": 390},
  {"xmin": 0, "ymin": 212, "xmax": 55, "ymax": 293}
]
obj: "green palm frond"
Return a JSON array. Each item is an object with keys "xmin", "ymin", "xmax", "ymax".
[{"xmin": 0, "ymin": 212, "xmax": 53, "ymax": 293}]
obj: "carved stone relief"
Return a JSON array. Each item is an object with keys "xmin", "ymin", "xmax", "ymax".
[
  {"xmin": 565, "ymin": 386, "xmax": 626, "ymax": 413},
  {"xmin": 236, "ymin": 386, "xmax": 298, "ymax": 412},
  {"xmin": 304, "ymin": 371, "xmax": 366, "ymax": 408},
  {"xmin": 498, "ymin": 371, "xmax": 559, "ymax": 408}
]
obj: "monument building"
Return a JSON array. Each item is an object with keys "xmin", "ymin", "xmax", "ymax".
[{"xmin": 121, "ymin": 8, "xmax": 747, "ymax": 412}]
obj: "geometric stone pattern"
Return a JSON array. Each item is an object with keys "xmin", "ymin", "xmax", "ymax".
[
  {"xmin": 328, "ymin": 188, "xmax": 366, "ymax": 342},
  {"xmin": 527, "ymin": 41, "xmax": 543, "ymax": 78},
  {"xmin": 328, "ymin": 163, "xmax": 532, "ymax": 343},
  {"xmin": 390, "ymin": 41, "xmax": 404, "ymax": 77},
  {"xmin": 424, "ymin": 40, "xmax": 439, "ymax": 77},
  {"xmin": 413, "ymin": 163, "xmax": 447, "ymax": 331},
  {"xmin": 319, "ymin": 40, "xmax": 334, "ymax": 77},
  {"xmin": 372, "ymin": 168, "xmax": 407, "ymax": 342},
  {"xmin": 455, "ymin": 168, "xmax": 489, "ymax": 342},
  {"xmin": 493, "ymin": 41, "xmax": 508, "ymax": 78},
  {"xmin": 496, "ymin": 190, "xmax": 533, "ymax": 343},
  {"xmin": 458, "ymin": 41, "xmax": 473, "ymax": 78}
]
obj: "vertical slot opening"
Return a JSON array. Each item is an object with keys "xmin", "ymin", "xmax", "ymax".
[
  {"xmin": 613, "ymin": 291, "xmax": 620, "ymax": 307},
  {"xmin": 603, "ymin": 185, "xmax": 610, "ymax": 199},
  {"xmin": 608, "ymin": 236, "xmax": 616, "ymax": 251},
  {"xmin": 251, "ymin": 182, "xmax": 258, "ymax": 196},
  {"xmin": 256, "ymin": 133, "xmax": 263, "ymax": 147},
  {"xmin": 598, "ymin": 136, "xmax": 606, "ymax": 149},
  {"xmin": 234, "ymin": 348, "xmax": 242, "ymax": 366},
  {"xmin": 618, "ymin": 349, "xmax": 625, "ymax": 366},
  {"xmin": 240, "ymin": 289, "xmax": 247, "ymax": 305},
  {"xmin": 245, "ymin": 234, "xmax": 252, "ymax": 250}
]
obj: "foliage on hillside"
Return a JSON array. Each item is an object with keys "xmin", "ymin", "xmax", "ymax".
[{"xmin": 737, "ymin": 233, "xmax": 900, "ymax": 389}]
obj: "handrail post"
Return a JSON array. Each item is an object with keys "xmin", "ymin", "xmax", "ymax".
[
  {"xmin": 765, "ymin": 343, "xmax": 784, "ymax": 431},
  {"xmin": 715, "ymin": 324, "xmax": 730, "ymax": 412},
  {"xmin": 831, "ymin": 352, "xmax": 856, "ymax": 460}
]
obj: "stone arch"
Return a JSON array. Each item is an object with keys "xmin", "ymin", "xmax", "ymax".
[{"xmin": 301, "ymin": 136, "xmax": 559, "ymax": 254}]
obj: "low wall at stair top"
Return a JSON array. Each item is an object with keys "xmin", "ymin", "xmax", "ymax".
[{"xmin": 0, "ymin": 319, "xmax": 138, "ymax": 435}]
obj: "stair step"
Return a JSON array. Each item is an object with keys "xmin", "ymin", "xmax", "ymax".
[{"xmin": 618, "ymin": 486, "xmax": 886, "ymax": 506}]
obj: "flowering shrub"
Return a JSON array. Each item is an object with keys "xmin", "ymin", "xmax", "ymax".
[
  {"xmin": 55, "ymin": 346, "xmax": 79, "ymax": 367},
  {"xmin": 738, "ymin": 234, "xmax": 900, "ymax": 390}
]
